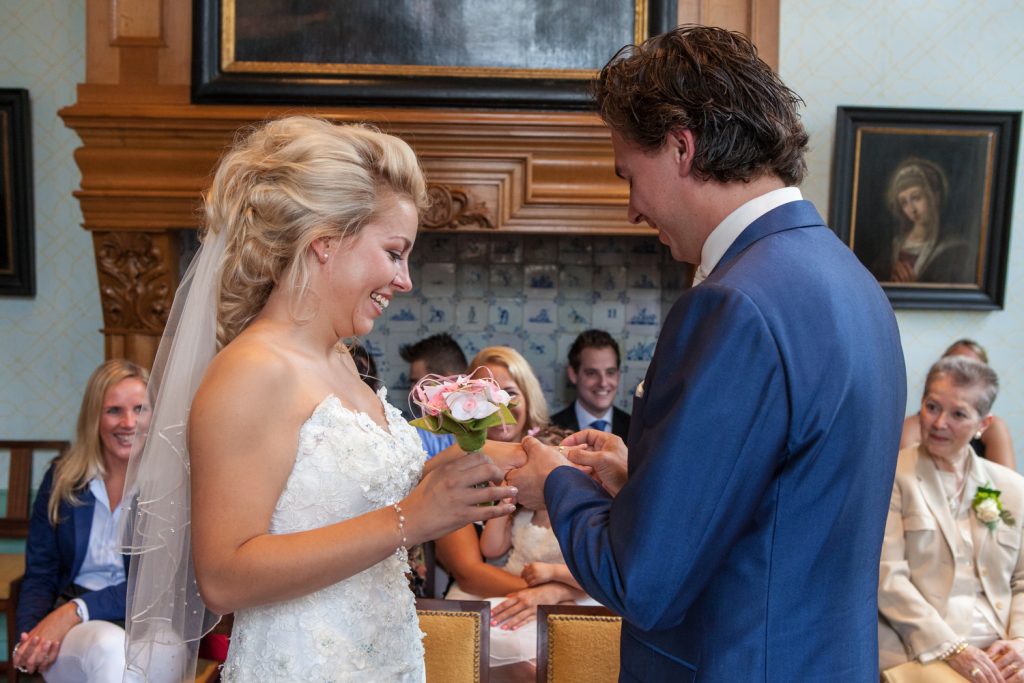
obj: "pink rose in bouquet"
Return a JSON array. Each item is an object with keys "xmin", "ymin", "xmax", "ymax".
[{"xmin": 410, "ymin": 371, "xmax": 517, "ymax": 453}]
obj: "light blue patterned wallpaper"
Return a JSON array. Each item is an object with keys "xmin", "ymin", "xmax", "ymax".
[
  {"xmin": 0, "ymin": 2, "xmax": 100, "ymax": 441},
  {"xmin": 780, "ymin": 0, "xmax": 1024, "ymax": 463}
]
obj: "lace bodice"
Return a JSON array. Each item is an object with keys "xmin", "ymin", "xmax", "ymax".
[
  {"xmin": 503, "ymin": 509, "xmax": 566, "ymax": 578},
  {"xmin": 221, "ymin": 389, "xmax": 427, "ymax": 682}
]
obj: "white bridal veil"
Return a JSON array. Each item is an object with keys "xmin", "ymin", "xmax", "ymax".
[{"xmin": 121, "ymin": 227, "xmax": 226, "ymax": 682}]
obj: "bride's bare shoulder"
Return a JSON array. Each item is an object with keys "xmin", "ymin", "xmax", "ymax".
[{"xmin": 193, "ymin": 332, "xmax": 302, "ymax": 419}]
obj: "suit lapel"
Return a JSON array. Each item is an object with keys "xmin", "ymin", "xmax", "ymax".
[{"xmin": 915, "ymin": 448, "xmax": 959, "ymax": 559}]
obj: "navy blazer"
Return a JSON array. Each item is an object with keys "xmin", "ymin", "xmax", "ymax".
[
  {"xmin": 16, "ymin": 463, "xmax": 129, "ymax": 635},
  {"xmin": 545, "ymin": 201, "xmax": 905, "ymax": 681},
  {"xmin": 550, "ymin": 403, "xmax": 632, "ymax": 440}
]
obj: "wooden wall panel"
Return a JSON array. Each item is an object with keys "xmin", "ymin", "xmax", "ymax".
[{"xmin": 63, "ymin": 0, "xmax": 778, "ymax": 367}]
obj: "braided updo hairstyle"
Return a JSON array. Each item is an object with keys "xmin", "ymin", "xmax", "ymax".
[{"xmin": 204, "ymin": 116, "xmax": 428, "ymax": 348}]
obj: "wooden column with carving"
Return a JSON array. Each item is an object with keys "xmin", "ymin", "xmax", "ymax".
[{"xmin": 61, "ymin": 0, "xmax": 778, "ymax": 369}]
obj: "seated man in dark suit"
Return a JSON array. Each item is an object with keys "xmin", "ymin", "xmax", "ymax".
[{"xmin": 551, "ymin": 329, "xmax": 630, "ymax": 439}]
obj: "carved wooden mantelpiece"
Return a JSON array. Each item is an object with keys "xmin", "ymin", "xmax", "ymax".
[{"xmin": 62, "ymin": 0, "xmax": 779, "ymax": 367}]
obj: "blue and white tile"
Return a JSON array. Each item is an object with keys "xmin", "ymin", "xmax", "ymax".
[
  {"xmin": 524, "ymin": 264, "xmax": 558, "ymax": 299},
  {"xmin": 385, "ymin": 300, "xmax": 421, "ymax": 332},
  {"xmin": 458, "ymin": 263, "xmax": 488, "ymax": 291},
  {"xmin": 490, "ymin": 264, "xmax": 523, "ymax": 296},
  {"xmin": 591, "ymin": 301, "xmax": 626, "ymax": 333},
  {"xmin": 626, "ymin": 297, "xmax": 661, "ymax": 332},
  {"xmin": 559, "ymin": 301, "xmax": 592, "ymax": 332},
  {"xmin": 456, "ymin": 298, "xmax": 488, "ymax": 332},
  {"xmin": 523, "ymin": 300, "xmax": 558, "ymax": 333},
  {"xmin": 627, "ymin": 267, "xmax": 661, "ymax": 292},
  {"xmin": 593, "ymin": 237, "xmax": 628, "ymax": 265},
  {"xmin": 419, "ymin": 234, "xmax": 457, "ymax": 261},
  {"xmin": 457, "ymin": 234, "xmax": 489, "ymax": 262},
  {"xmin": 558, "ymin": 236, "xmax": 593, "ymax": 265},
  {"xmin": 420, "ymin": 262, "xmax": 456, "ymax": 296},
  {"xmin": 489, "ymin": 298, "xmax": 522, "ymax": 332},
  {"xmin": 593, "ymin": 266, "xmax": 627, "ymax": 298},
  {"xmin": 490, "ymin": 235, "xmax": 524, "ymax": 263},
  {"xmin": 422, "ymin": 300, "xmax": 455, "ymax": 331},
  {"xmin": 525, "ymin": 235, "xmax": 559, "ymax": 262},
  {"xmin": 558, "ymin": 265, "xmax": 592, "ymax": 299}
]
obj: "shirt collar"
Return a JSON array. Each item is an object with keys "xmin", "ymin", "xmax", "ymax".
[
  {"xmin": 693, "ymin": 187, "xmax": 803, "ymax": 286},
  {"xmin": 574, "ymin": 401, "xmax": 613, "ymax": 428}
]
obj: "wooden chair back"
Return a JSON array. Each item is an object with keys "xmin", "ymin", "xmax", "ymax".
[
  {"xmin": 0, "ymin": 440, "xmax": 69, "ymax": 683},
  {"xmin": 416, "ymin": 597, "xmax": 489, "ymax": 683},
  {"xmin": 537, "ymin": 605, "xmax": 621, "ymax": 683}
]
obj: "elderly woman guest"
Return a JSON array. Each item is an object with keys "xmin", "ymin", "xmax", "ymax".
[
  {"xmin": 13, "ymin": 359, "xmax": 150, "ymax": 679},
  {"xmin": 901, "ymin": 339, "xmax": 1016, "ymax": 469},
  {"xmin": 876, "ymin": 157, "xmax": 973, "ymax": 284},
  {"xmin": 879, "ymin": 356, "xmax": 1024, "ymax": 683}
]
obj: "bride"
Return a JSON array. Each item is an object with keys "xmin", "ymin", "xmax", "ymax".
[{"xmin": 121, "ymin": 116, "xmax": 520, "ymax": 682}]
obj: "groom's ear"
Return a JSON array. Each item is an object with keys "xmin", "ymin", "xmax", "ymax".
[{"xmin": 668, "ymin": 128, "xmax": 696, "ymax": 178}]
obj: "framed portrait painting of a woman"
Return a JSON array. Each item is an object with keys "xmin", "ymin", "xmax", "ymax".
[{"xmin": 829, "ymin": 107, "xmax": 1019, "ymax": 310}]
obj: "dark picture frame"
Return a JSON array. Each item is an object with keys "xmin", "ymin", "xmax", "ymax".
[
  {"xmin": 829, "ymin": 106, "xmax": 1019, "ymax": 310},
  {"xmin": 192, "ymin": 0, "xmax": 676, "ymax": 109},
  {"xmin": 0, "ymin": 88, "xmax": 34, "ymax": 297}
]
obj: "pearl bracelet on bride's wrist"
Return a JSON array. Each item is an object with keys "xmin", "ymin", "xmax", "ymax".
[{"xmin": 393, "ymin": 502, "xmax": 407, "ymax": 558}]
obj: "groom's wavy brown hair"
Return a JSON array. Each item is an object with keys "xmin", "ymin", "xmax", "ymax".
[{"xmin": 593, "ymin": 24, "xmax": 808, "ymax": 186}]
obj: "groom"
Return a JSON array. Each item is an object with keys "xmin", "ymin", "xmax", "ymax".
[{"xmin": 508, "ymin": 25, "xmax": 906, "ymax": 681}]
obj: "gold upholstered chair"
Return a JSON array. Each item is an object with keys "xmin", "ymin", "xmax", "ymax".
[
  {"xmin": 0, "ymin": 440, "xmax": 68, "ymax": 683},
  {"xmin": 416, "ymin": 597, "xmax": 490, "ymax": 683},
  {"xmin": 880, "ymin": 660, "xmax": 966, "ymax": 682},
  {"xmin": 536, "ymin": 605, "xmax": 621, "ymax": 683}
]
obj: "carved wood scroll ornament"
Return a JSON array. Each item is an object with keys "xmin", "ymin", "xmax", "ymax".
[
  {"xmin": 95, "ymin": 231, "xmax": 174, "ymax": 332},
  {"xmin": 422, "ymin": 184, "xmax": 495, "ymax": 230}
]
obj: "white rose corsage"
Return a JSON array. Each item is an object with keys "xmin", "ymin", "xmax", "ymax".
[{"xmin": 972, "ymin": 484, "xmax": 1016, "ymax": 531}]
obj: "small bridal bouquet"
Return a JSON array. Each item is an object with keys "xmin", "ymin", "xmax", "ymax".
[{"xmin": 409, "ymin": 372, "xmax": 517, "ymax": 453}]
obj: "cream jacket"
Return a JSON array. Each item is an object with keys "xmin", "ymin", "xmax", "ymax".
[{"xmin": 878, "ymin": 445, "xmax": 1024, "ymax": 669}]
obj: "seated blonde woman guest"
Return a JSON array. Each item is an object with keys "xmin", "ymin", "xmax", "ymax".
[
  {"xmin": 901, "ymin": 339, "xmax": 1015, "ymax": 469},
  {"xmin": 14, "ymin": 359, "xmax": 150, "ymax": 680},
  {"xmin": 880, "ymin": 356, "xmax": 1024, "ymax": 682}
]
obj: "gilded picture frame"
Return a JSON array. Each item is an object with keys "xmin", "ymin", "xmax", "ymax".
[
  {"xmin": 192, "ymin": 0, "xmax": 676, "ymax": 108},
  {"xmin": 829, "ymin": 106, "xmax": 1020, "ymax": 310}
]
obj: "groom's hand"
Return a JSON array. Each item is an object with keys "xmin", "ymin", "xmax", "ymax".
[
  {"xmin": 561, "ymin": 429, "xmax": 629, "ymax": 496},
  {"xmin": 506, "ymin": 436, "xmax": 572, "ymax": 510}
]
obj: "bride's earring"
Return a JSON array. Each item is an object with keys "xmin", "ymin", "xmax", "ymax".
[
  {"xmin": 319, "ymin": 251, "xmax": 329, "ymax": 264},
  {"xmin": 975, "ymin": 431, "xmax": 983, "ymax": 439}
]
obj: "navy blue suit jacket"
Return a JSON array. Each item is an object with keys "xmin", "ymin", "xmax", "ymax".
[
  {"xmin": 16, "ymin": 463, "xmax": 129, "ymax": 635},
  {"xmin": 545, "ymin": 201, "xmax": 905, "ymax": 681}
]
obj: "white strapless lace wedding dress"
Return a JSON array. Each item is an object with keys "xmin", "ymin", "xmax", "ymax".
[{"xmin": 220, "ymin": 390, "xmax": 427, "ymax": 682}]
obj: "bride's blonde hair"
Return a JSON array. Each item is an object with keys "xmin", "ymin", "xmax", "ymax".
[{"xmin": 204, "ymin": 116, "xmax": 428, "ymax": 348}]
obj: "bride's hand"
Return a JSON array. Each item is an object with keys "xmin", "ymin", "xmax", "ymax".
[
  {"xmin": 481, "ymin": 439, "xmax": 527, "ymax": 473},
  {"xmin": 402, "ymin": 451, "xmax": 516, "ymax": 544}
]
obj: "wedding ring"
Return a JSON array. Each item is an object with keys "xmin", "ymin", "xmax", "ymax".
[
  {"xmin": 557, "ymin": 445, "xmax": 566, "ymax": 456},
  {"xmin": 971, "ymin": 667, "xmax": 981, "ymax": 677}
]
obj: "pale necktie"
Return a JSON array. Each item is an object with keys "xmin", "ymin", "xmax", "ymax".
[
  {"xmin": 692, "ymin": 264, "xmax": 708, "ymax": 286},
  {"xmin": 590, "ymin": 419, "xmax": 610, "ymax": 432}
]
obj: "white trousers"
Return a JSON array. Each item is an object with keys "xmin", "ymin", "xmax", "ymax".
[{"xmin": 42, "ymin": 620, "xmax": 125, "ymax": 683}]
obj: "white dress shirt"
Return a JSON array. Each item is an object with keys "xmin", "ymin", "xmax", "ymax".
[
  {"xmin": 71, "ymin": 477, "xmax": 126, "ymax": 621},
  {"xmin": 692, "ymin": 187, "xmax": 803, "ymax": 286},
  {"xmin": 574, "ymin": 402, "xmax": 613, "ymax": 432}
]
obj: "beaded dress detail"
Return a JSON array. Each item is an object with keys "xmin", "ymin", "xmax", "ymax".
[{"xmin": 220, "ymin": 389, "xmax": 426, "ymax": 682}]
